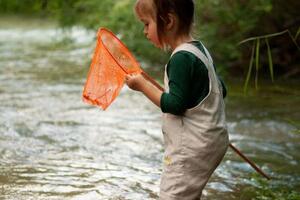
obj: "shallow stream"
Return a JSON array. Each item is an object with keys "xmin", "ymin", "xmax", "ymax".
[{"xmin": 0, "ymin": 18, "xmax": 299, "ymax": 199}]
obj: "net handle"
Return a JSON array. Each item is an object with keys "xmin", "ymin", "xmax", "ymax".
[
  {"xmin": 229, "ymin": 143, "xmax": 271, "ymax": 180},
  {"xmin": 141, "ymin": 71, "xmax": 164, "ymax": 92}
]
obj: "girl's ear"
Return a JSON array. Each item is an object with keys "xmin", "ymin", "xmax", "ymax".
[{"xmin": 166, "ymin": 13, "xmax": 176, "ymax": 30}]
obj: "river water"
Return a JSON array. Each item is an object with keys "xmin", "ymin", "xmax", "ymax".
[{"xmin": 0, "ymin": 18, "xmax": 299, "ymax": 200}]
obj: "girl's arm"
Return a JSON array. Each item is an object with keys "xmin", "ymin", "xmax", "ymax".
[{"xmin": 125, "ymin": 73, "xmax": 163, "ymax": 108}]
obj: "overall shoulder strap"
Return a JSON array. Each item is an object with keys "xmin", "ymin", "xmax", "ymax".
[
  {"xmin": 171, "ymin": 43, "xmax": 213, "ymax": 69},
  {"xmin": 171, "ymin": 43, "xmax": 221, "ymax": 93},
  {"xmin": 199, "ymin": 41, "xmax": 214, "ymax": 64}
]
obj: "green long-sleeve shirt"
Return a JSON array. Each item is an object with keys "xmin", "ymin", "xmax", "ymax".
[{"xmin": 160, "ymin": 41, "xmax": 227, "ymax": 115}]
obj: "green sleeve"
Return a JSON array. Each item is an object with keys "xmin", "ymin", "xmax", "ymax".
[{"xmin": 160, "ymin": 52, "xmax": 195, "ymax": 115}]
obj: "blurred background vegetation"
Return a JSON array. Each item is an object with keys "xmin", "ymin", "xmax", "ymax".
[{"xmin": 0, "ymin": 0, "xmax": 299, "ymax": 81}]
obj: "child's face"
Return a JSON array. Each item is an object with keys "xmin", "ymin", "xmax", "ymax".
[{"xmin": 138, "ymin": 14, "xmax": 160, "ymax": 48}]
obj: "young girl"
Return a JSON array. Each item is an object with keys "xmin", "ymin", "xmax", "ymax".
[{"xmin": 125, "ymin": 0, "xmax": 229, "ymax": 199}]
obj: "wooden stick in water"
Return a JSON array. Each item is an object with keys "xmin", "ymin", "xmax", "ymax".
[{"xmin": 229, "ymin": 143, "xmax": 271, "ymax": 180}]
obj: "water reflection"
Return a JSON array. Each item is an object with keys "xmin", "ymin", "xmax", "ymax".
[{"xmin": 0, "ymin": 21, "xmax": 299, "ymax": 199}]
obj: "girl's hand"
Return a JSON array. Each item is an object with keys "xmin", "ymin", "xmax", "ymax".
[
  {"xmin": 125, "ymin": 72, "xmax": 163, "ymax": 107},
  {"xmin": 125, "ymin": 73, "xmax": 146, "ymax": 92}
]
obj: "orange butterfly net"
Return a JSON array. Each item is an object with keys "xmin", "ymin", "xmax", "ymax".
[{"xmin": 82, "ymin": 28, "xmax": 162, "ymax": 110}]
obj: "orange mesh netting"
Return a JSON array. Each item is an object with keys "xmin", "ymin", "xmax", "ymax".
[{"xmin": 82, "ymin": 28, "xmax": 142, "ymax": 110}]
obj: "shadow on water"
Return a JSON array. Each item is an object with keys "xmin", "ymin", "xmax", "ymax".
[{"xmin": 0, "ymin": 17, "xmax": 299, "ymax": 199}]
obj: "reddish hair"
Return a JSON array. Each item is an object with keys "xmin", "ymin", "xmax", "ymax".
[{"xmin": 153, "ymin": 0, "xmax": 194, "ymax": 43}]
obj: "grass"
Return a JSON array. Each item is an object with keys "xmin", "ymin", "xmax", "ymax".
[{"xmin": 240, "ymin": 174, "xmax": 300, "ymax": 200}]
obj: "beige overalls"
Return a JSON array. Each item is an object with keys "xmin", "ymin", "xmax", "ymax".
[{"xmin": 159, "ymin": 43, "xmax": 229, "ymax": 200}]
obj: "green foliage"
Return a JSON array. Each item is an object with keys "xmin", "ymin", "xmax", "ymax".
[
  {"xmin": 1, "ymin": 0, "xmax": 299, "ymax": 78},
  {"xmin": 241, "ymin": 174, "xmax": 300, "ymax": 200},
  {"xmin": 0, "ymin": 0, "xmax": 41, "ymax": 14},
  {"xmin": 265, "ymin": 38, "xmax": 274, "ymax": 83},
  {"xmin": 255, "ymin": 38, "xmax": 261, "ymax": 90},
  {"xmin": 240, "ymin": 29, "xmax": 300, "ymax": 93},
  {"xmin": 284, "ymin": 118, "xmax": 300, "ymax": 135},
  {"xmin": 243, "ymin": 43, "xmax": 255, "ymax": 94},
  {"xmin": 51, "ymin": 0, "xmax": 168, "ymax": 65},
  {"xmin": 0, "ymin": 0, "xmax": 274, "ymax": 66},
  {"xmin": 296, "ymin": 28, "xmax": 300, "ymax": 40},
  {"xmin": 195, "ymin": 0, "xmax": 273, "ymax": 69}
]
